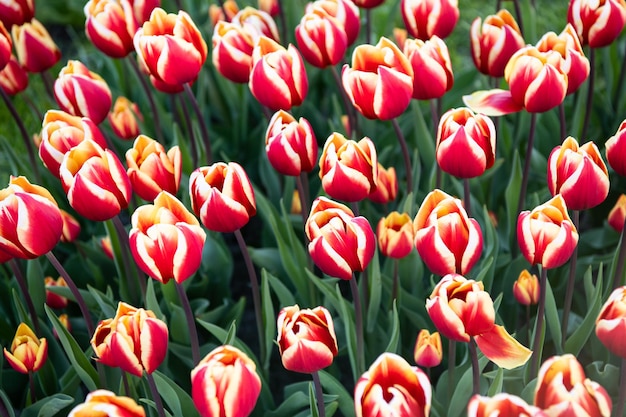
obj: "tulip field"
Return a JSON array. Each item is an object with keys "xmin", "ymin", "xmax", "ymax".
[{"xmin": 2, "ymin": 0, "xmax": 626, "ymax": 415}]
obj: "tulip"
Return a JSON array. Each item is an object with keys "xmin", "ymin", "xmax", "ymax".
[
  {"xmin": 534, "ymin": 354, "xmax": 612, "ymax": 416},
  {"xmin": 54, "ymin": 313, "xmax": 71, "ymax": 338},
  {"xmin": 265, "ymin": 110, "xmax": 317, "ymax": 177},
  {"xmin": 568, "ymin": 0, "xmax": 626, "ymax": 48},
  {"xmin": 403, "ymin": 35, "xmax": 454, "ymax": 100},
  {"xmin": 517, "ymin": 194, "xmax": 578, "ymax": 269},
  {"xmin": 318, "ymin": 133, "xmax": 378, "ymax": 202},
  {"xmin": 467, "ymin": 393, "xmax": 545, "ymax": 417},
  {"xmin": 191, "ymin": 345, "xmax": 261, "ymax": 417},
  {"xmin": 354, "ymin": 352, "xmax": 431, "ymax": 417},
  {"xmin": 513, "ymin": 269, "xmax": 540, "ymax": 306},
  {"xmin": 211, "ymin": 20, "xmax": 255, "ymax": 83},
  {"xmin": 400, "ymin": 0, "xmax": 459, "ymax": 41},
  {"xmin": 11, "ymin": 18, "xmax": 61, "ymax": 73},
  {"xmin": 277, "ymin": 305, "xmax": 338, "ymax": 373},
  {"xmin": 470, "ymin": 9, "xmax": 525, "ymax": 78},
  {"xmin": 44, "ymin": 276, "xmax": 69, "ymax": 309},
  {"xmin": 596, "ymin": 286, "xmax": 626, "ymax": 358},
  {"xmin": 368, "ymin": 163, "xmax": 397, "ymax": 204},
  {"xmin": 91, "ymin": 302, "xmax": 168, "ymax": 377},
  {"xmin": 125, "ymin": 135, "xmax": 181, "ymax": 202},
  {"xmin": 84, "ymin": 0, "xmax": 135, "ymax": 58},
  {"xmin": 209, "ymin": 0, "xmax": 239, "ymax": 26},
  {"xmin": 0, "ymin": 0, "xmax": 34, "ymax": 29},
  {"xmin": 342, "ymin": 37, "xmax": 413, "ymax": 120},
  {"xmin": 39, "ymin": 109, "xmax": 108, "ymax": 178},
  {"xmin": 608, "ymin": 194, "xmax": 626, "ymax": 233},
  {"xmin": 291, "ymin": 190, "xmax": 302, "ymax": 215},
  {"xmin": 68, "ymin": 390, "xmax": 146, "ymax": 417},
  {"xmin": 258, "ymin": 0, "xmax": 280, "ymax": 17},
  {"xmin": 547, "ymin": 136, "xmax": 609, "ymax": 210},
  {"xmin": 101, "ymin": 236, "xmax": 114, "ymax": 260},
  {"xmin": 0, "ymin": 54, "xmax": 28, "ymax": 95},
  {"xmin": 377, "ymin": 211, "xmax": 414, "ymax": 259},
  {"xmin": 427, "ymin": 274, "xmax": 532, "ymax": 369},
  {"xmin": 605, "ymin": 120, "xmax": 626, "ymax": 176},
  {"xmin": 129, "ymin": 191, "xmax": 206, "ymax": 284},
  {"xmin": 108, "ymin": 96, "xmax": 143, "ymax": 140},
  {"xmin": 3, "ymin": 323, "xmax": 47, "ymax": 374},
  {"xmin": 436, "ymin": 107, "xmax": 496, "ymax": 178},
  {"xmin": 59, "ymin": 139, "xmax": 132, "ymax": 222},
  {"xmin": 53, "ymin": 60, "xmax": 113, "ymax": 124},
  {"xmin": 295, "ymin": 8, "xmax": 348, "ymax": 68},
  {"xmin": 134, "ymin": 8, "xmax": 208, "ymax": 92},
  {"xmin": 0, "ymin": 22, "xmax": 11, "ymax": 70},
  {"xmin": 249, "ymin": 36, "xmax": 308, "ymax": 111},
  {"xmin": 231, "ymin": 6, "xmax": 280, "ymax": 43},
  {"xmin": 353, "ymin": 0, "xmax": 384, "ymax": 8},
  {"xmin": 413, "ymin": 189, "xmax": 483, "ymax": 276},
  {"xmin": 305, "ymin": 196, "xmax": 375, "ymax": 280},
  {"xmin": 0, "ymin": 176, "xmax": 63, "ymax": 259},
  {"xmin": 189, "ymin": 162, "xmax": 256, "ymax": 233},
  {"xmin": 413, "ymin": 329, "xmax": 442, "ymax": 368},
  {"xmin": 59, "ymin": 209, "xmax": 81, "ymax": 243},
  {"xmin": 306, "ymin": 0, "xmax": 360, "ymax": 46}
]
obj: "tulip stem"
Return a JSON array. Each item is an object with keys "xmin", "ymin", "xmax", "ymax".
[
  {"xmin": 28, "ymin": 371, "xmax": 36, "ymax": 405},
  {"xmin": 468, "ymin": 338, "xmax": 480, "ymax": 395},
  {"xmin": 612, "ymin": 216, "xmax": 626, "ymax": 290},
  {"xmin": 511, "ymin": 0, "xmax": 524, "ymax": 37},
  {"xmin": 177, "ymin": 92, "xmax": 199, "ymax": 169},
  {"xmin": 391, "ymin": 259, "xmax": 399, "ymax": 303},
  {"xmin": 516, "ymin": 112, "xmax": 537, "ymax": 242},
  {"xmin": 331, "ymin": 65, "xmax": 358, "ymax": 140},
  {"xmin": 175, "ymin": 282, "xmax": 200, "ymax": 365},
  {"xmin": 183, "ymin": 83, "xmax": 213, "ymax": 164},
  {"xmin": 613, "ymin": 42, "xmax": 626, "ymax": 110},
  {"xmin": 616, "ymin": 358, "xmax": 626, "ymax": 417},
  {"xmin": 581, "ymin": 48, "xmax": 595, "ymax": 140},
  {"xmin": 40, "ymin": 71, "xmax": 55, "ymax": 100},
  {"xmin": 126, "ymin": 56, "xmax": 164, "ymax": 144},
  {"xmin": 112, "ymin": 215, "xmax": 146, "ymax": 303},
  {"xmin": 559, "ymin": 103, "xmax": 567, "ymax": 141},
  {"xmin": 8, "ymin": 260, "xmax": 40, "ymax": 335},
  {"xmin": 350, "ymin": 276, "xmax": 365, "ymax": 378},
  {"xmin": 145, "ymin": 372, "xmax": 166, "ymax": 417},
  {"xmin": 392, "ymin": 118, "xmax": 413, "ymax": 194},
  {"xmin": 365, "ymin": 8, "xmax": 372, "ymax": 45},
  {"xmin": 311, "ymin": 371, "xmax": 326, "ymax": 417},
  {"xmin": 447, "ymin": 339, "xmax": 456, "ymax": 400},
  {"xmin": 530, "ymin": 266, "xmax": 548, "ymax": 378},
  {"xmin": 561, "ymin": 210, "xmax": 579, "ymax": 349},
  {"xmin": 276, "ymin": 0, "xmax": 288, "ymax": 48},
  {"xmin": 463, "ymin": 178, "xmax": 471, "ymax": 217},
  {"xmin": 430, "ymin": 99, "xmax": 443, "ymax": 190}
]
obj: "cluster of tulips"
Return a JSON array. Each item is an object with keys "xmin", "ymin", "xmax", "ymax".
[{"xmin": 2, "ymin": 0, "xmax": 626, "ymax": 416}]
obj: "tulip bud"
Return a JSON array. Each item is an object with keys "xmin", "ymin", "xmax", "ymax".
[
  {"xmin": 377, "ymin": 211, "xmax": 414, "ymax": 259},
  {"xmin": 277, "ymin": 305, "xmax": 338, "ymax": 373},
  {"xmin": 404, "ymin": 35, "xmax": 454, "ymax": 100},
  {"xmin": 0, "ymin": 54, "xmax": 28, "ymax": 95},
  {"xmin": 0, "ymin": 22, "xmax": 11, "ymax": 70},
  {"xmin": 605, "ymin": 120, "xmax": 626, "ymax": 176},
  {"xmin": 517, "ymin": 194, "xmax": 578, "ymax": 269},
  {"xmin": 3, "ymin": 323, "xmax": 47, "ymax": 374},
  {"xmin": 290, "ymin": 190, "xmax": 302, "ymax": 215},
  {"xmin": 59, "ymin": 209, "xmax": 81, "ymax": 243},
  {"xmin": 295, "ymin": 8, "xmax": 348, "ymax": 68},
  {"xmin": 318, "ymin": 133, "xmax": 378, "ymax": 202},
  {"xmin": 54, "ymin": 313, "xmax": 71, "ymax": 338},
  {"xmin": 305, "ymin": 197, "xmax": 375, "ymax": 280},
  {"xmin": 191, "ymin": 345, "xmax": 261, "ymax": 417},
  {"xmin": 12, "ymin": 18, "xmax": 61, "ymax": 73},
  {"xmin": 211, "ymin": 20, "xmax": 255, "ymax": 83},
  {"xmin": 68, "ymin": 390, "xmax": 146, "ymax": 417},
  {"xmin": 249, "ymin": 37, "xmax": 308, "ymax": 111},
  {"xmin": 84, "ymin": 0, "xmax": 135, "ymax": 58},
  {"xmin": 232, "ymin": 6, "xmax": 279, "ymax": 43},
  {"xmin": 342, "ymin": 37, "xmax": 413, "ymax": 120},
  {"xmin": 129, "ymin": 192, "xmax": 206, "ymax": 285},
  {"xmin": 355, "ymin": 352, "xmax": 432, "ymax": 417},
  {"xmin": 436, "ymin": 107, "xmax": 496, "ymax": 178},
  {"xmin": 189, "ymin": 162, "xmax": 256, "ymax": 233},
  {"xmin": 368, "ymin": 163, "xmax": 397, "ymax": 204},
  {"xmin": 413, "ymin": 329, "xmax": 442, "ymax": 368},
  {"xmin": 59, "ymin": 139, "xmax": 132, "ymax": 222},
  {"xmin": 596, "ymin": 286, "xmax": 626, "ymax": 358},
  {"xmin": 547, "ymin": 136, "xmax": 609, "ymax": 210},
  {"xmin": 101, "ymin": 236, "xmax": 114, "ymax": 260},
  {"xmin": 401, "ymin": 0, "xmax": 459, "ymax": 41},
  {"xmin": 126, "ymin": 135, "xmax": 181, "ymax": 202},
  {"xmin": 265, "ymin": 110, "xmax": 318, "ymax": 177},
  {"xmin": 91, "ymin": 302, "xmax": 168, "ymax": 377},
  {"xmin": 45, "ymin": 276, "xmax": 69, "ymax": 309},
  {"xmin": 608, "ymin": 194, "xmax": 626, "ymax": 233},
  {"xmin": 306, "ymin": 0, "xmax": 360, "ymax": 46},
  {"xmin": 468, "ymin": 393, "xmax": 544, "ymax": 417},
  {"xmin": 108, "ymin": 96, "xmax": 143, "ymax": 140},
  {"xmin": 513, "ymin": 270, "xmax": 540, "ymax": 306},
  {"xmin": 568, "ymin": 0, "xmax": 626, "ymax": 48},
  {"xmin": 0, "ymin": 0, "xmax": 35, "ymax": 29},
  {"xmin": 209, "ymin": 0, "xmax": 239, "ymax": 26}
]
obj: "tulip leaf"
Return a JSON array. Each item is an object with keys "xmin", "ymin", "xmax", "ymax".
[
  {"xmin": 447, "ymin": 355, "xmax": 489, "ymax": 417},
  {"xmin": 152, "ymin": 371, "xmax": 200, "ymax": 417},
  {"xmin": 196, "ymin": 319, "xmax": 259, "ymax": 365},
  {"xmin": 20, "ymin": 393, "xmax": 73, "ymax": 417},
  {"xmin": 26, "ymin": 258, "xmax": 45, "ymax": 317},
  {"xmin": 565, "ymin": 266, "xmax": 603, "ymax": 356},
  {"xmin": 365, "ymin": 247, "xmax": 382, "ymax": 333},
  {"xmin": 308, "ymin": 382, "xmax": 319, "ymax": 417},
  {"xmin": 384, "ymin": 301, "xmax": 400, "ymax": 354},
  {"xmin": 318, "ymin": 370, "xmax": 355, "ymax": 417},
  {"xmin": 261, "ymin": 269, "xmax": 276, "ymax": 370},
  {"xmin": 504, "ymin": 150, "xmax": 522, "ymax": 247},
  {"xmin": 335, "ymin": 283, "xmax": 358, "ymax": 382},
  {"xmin": 0, "ymin": 390, "xmax": 15, "ymax": 417},
  {"xmin": 486, "ymin": 367, "xmax": 503, "ymax": 397},
  {"xmin": 11, "ymin": 289, "xmax": 32, "ymax": 330},
  {"xmin": 223, "ymin": 321, "xmax": 237, "ymax": 346},
  {"xmin": 103, "ymin": 219, "xmax": 132, "ymax": 304},
  {"xmin": 543, "ymin": 276, "xmax": 563, "ymax": 355},
  {"xmin": 306, "ymin": 271, "xmax": 342, "ymax": 314},
  {"xmin": 411, "ymin": 101, "xmax": 435, "ymax": 167},
  {"xmin": 44, "ymin": 306, "xmax": 99, "ymax": 392},
  {"xmin": 265, "ymin": 391, "xmax": 309, "ymax": 417},
  {"xmin": 266, "ymin": 270, "xmax": 296, "ymax": 307},
  {"xmin": 86, "ymin": 285, "xmax": 116, "ymax": 319},
  {"xmin": 145, "ymin": 279, "xmax": 165, "ymax": 322}
]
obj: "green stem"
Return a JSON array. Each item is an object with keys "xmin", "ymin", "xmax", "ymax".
[
  {"xmin": 615, "ymin": 358, "xmax": 626, "ymax": 417},
  {"xmin": 447, "ymin": 339, "xmax": 456, "ymax": 400},
  {"xmin": 177, "ymin": 92, "xmax": 199, "ymax": 170},
  {"xmin": 511, "ymin": 0, "xmax": 524, "ymax": 37},
  {"xmin": 365, "ymin": 8, "xmax": 371, "ymax": 45},
  {"xmin": 40, "ymin": 71, "xmax": 55, "ymax": 100},
  {"xmin": 612, "ymin": 216, "xmax": 626, "ymax": 290},
  {"xmin": 581, "ymin": 47, "xmax": 595, "ymax": 140},
  {"xmin": 8, "ymin": 259, "xmax": 40, "ymax": 334},
  {"xmin": 126, "ymin": 56, "xmax": 164, "ymax": 144},
  {"xmin": 175, "ymin": 281, "xmax": 200, "ymax": 365},
  {"xmin": 561, "ymin": 210, "xmax": 579, "ymax": 349},
  {"xmin": 559, "ymin": 102, "xmax": 567, "ymax": 141},
  {"xmin": 468, "ymin": 338, "xmax": 480, "ymax": 395},
  {"xmin": 392, "ymin": 118, "xmax": 413, "ymax": 194},
  {"xmin": 183, "ymin": 83, "xmax": 213, "ymax": 164},
  {"xmin": 463, "ymin": 178, "xmax": 471, "ymax": 218},
  {"xmin": 276, "ymin": 0, "xmax": 287, "ymax": 46},
  {"xmin": 517, "ymin": 112, "xmax": 537, "ymax": 216},
  {"xmin": 391, "ymin": 259, "xmax": 399, "ymax": 303},
  {"xmin": 145, "ymin": 372, "xmax": 166, "ymax": 417},
  {"xmin": 331, "ymin": 65, "xmax": 358, "ymax": 139},
  {"xmin": 350, "ymin": 276, "xmax": 365, "ymax": 377},
  {"xmin": 430, "ymin": 99, "xmax": 442, "ymax": 189},
  {"xmin": 311, "ymin": 371, "xmax": 326, "ymax": 417},
  {"xmin": 112, "ymin": 215, "xmax": 146, "ymax": 303},
  {"xmin": 28, "ymin": 371, "xmax": 36, "ymax": 405},
  {"xmin": 530, "ymin": 266, "xmax": 548, "ymax": 378}
]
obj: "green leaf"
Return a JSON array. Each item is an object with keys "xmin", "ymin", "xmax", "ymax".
[
  {"xmin": 365, "ymin": 247, "xmax": 382, "ymax": 333},
  {"xmin": 196, "ymin": 319, "xmax": 258, "ymax": 365},
  {"xmin": 261, "ymin": 269, "xmax": 276, "ymax": 369},
  {"xmin": 0, "ymin": 390, "xmax": 15, "ymax": 417},
  {"xmin": 20, "ymin": 394, "xmax": 73, "ymax": 417},
  {"xmin": 103, "ymin": 219, "xmax": 131, "ymax": 303},
  {"xmin": 335, "ymin": 284, "xmax": 357, "ymax": 382},
  {"xmin": 152, "ymin": 371, "xmax": 200, "ymax": 417},
  {"xmin": 308, "ymin": 382, "xmax": 319, "ymax": 417},
  {"xmin": 223, "ymin": 321, "xmax": 237, "ymax": 346},
  {"xmin": 264, "ymin": 392, "xmax": 309, "ymax": 417},
  {"xmin": 145, "ymin": 279, "xmax": 165, "ymax": 321},
  {"xmin": 487, "ymin": 367, "xmax": 503, "ymax": 397},
  {"xmin": 318, "ymin": 370, "xmax": 355, "ymax": 417},
  {"xmin": 505, "ymin": 151, "xmax": 522, "ymax": 247},
  {"xmin": 544, "ymin": 275, "xmax": 563, "ymax": 355},
  {"xmin": 447, "ymin": 356, "xmax": 489, "ymax": 417},
  {"xmin": 266, "ymin": 270, "xmax": 296, "ymax": 307},
  {"xmin": 86, "ymin": 286, "xmax": 116, "ymax": 319},
  {"xmin": 306, "ymin": 271, "xmax": 342, "ymax": 313},
  {"xmin": 384, "ymin": 301, "xmax": 400, "ymax": 354},
  {"xmin": 11, "ymin": 289, "xmax": 32, "ymax": 329},
  {"xmin": 26, "ymin": 259, "xmax": 45, "ymax": 317},
  {"xmin": 565, "ymin": 266, "xmax": 603, "ymax": 356}
]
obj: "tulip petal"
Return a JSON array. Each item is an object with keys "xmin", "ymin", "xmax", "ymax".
[
  {"xmin": 462, "ymin": 89, "xmax": 523, "ymax": 116},
  {"xmin": 474, "ymin": 325, "xmax": 531, "ymax": 369}
]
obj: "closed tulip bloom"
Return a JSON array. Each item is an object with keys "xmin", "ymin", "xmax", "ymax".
[
  {"xmin": 0, "ymin": 0, "xmax": 34, "ymax": 28},
  {"xmin": 517, "ymin": 195, "xmax": 578, "ymax": 269},
  {"xmin": 68, "ymin": 390, "xmax": 146, "ymax": 417},
  {"xmin": 91, "ymin": 302, "xmax": 168, "ymax": 377},
  {"xmin": 608, "ymin": 194, "xmax": 626, "ymax": 232},
  {"xmin": 108, "ymin": 96, "xmax": 143, "ymax": 139},
  {"xmin": 413, "ymin": 189, "xmax": 483, "ymax": 276},
  {"xmin": 596, "ymin": 286, "xmax": 626, "ymax": 358},
  {"xmin": 535, "ymin": 354, "xmax": 612, "ymax": 416},
  {"xmin": 60, "ymin": 209, "xmax": 81, "ymax": 243},
  {"xmin": 211, "ymin": 20, "xmax": 255, "ymax": 83},
  {"xmin": 319, "ymin": 133, "xmax": 378, "ymax": 202},
  {"xmin": 0, "ymin": 176, "xmax": 63, "ymax": 259},
  {"xmin": 0, "ymin": 54, "xmax": 28, "ymax": 95},
  {"xmin": 249, "ymin": 36, "xmax": 308, "ymax": 111},
  {"xmin": 306, "ymin": 0, "xmax": 360, "ymax": 46},
  {"xmin": 265, "ymin": 110, "xmax": 317, "ymax": 176},
  {"xmin": 12, "ymin": 18, "xmax": 61, "ymax": 73},
  {"xmin": 401, "ymin": 0, "xmax": 459, "ymax": 41},
  {"xmin": 513, "ymin": 269, "xmax": 540, "ymax": 306},
  {"xmin": 44, "ymin": 276, "xmax": 69, "ymax": 309},
  {"xmin": 354, "ymin": 352, "xmax": 431, "ymax": 417},
  {"xmin": 59, "ymin": 139, "xmax": 132, "ymax": 222},
  {"xmin": 0, "ymin": 22, "xmax": 11, "ymax": 70},
  {"xmin": 368, "ymin": 163, "xmax": 397, "ymax": 204},
  {"xmin": 231, "ymin": 6, "xmax": 280, "ymax": 43},
  {"xmin": 404, "ymin": 35, "xmax": 453, "ymax": 100},
  {"xmin": 305, "ymin": 197, "xmax": 375, "ymax": 280},
  {"xmin": 54, "ymin": 60, "xmax": 113, "ymax": 124},
  {"xmin": 3, "ymin": 323, "xmax": 47, "ymax": 374},
  {"xmin": 101, "ymin": 236, "xmax": 114, "ymax": 260},
  {"xmin": 295, "ymin": 8, "xmax": 348, "ymax": 68},
  {"xmin": 342, "ymin": 37, "xmax": 413, "ymax": 120},
  {"xmin": 436, "ymin": 107, "xmax": 496, "ymax": 178},
  {"xmin": 191, "ymin": 345, "xmax": 262, "ymax": 417},
  {"xmin": 258, "ymin": 0, "xmax": 280, "ymax": 17},
  {"xmin": 209, "ymin": 0, "xmax": 239, "ymax": 26},
  {"xmin": 277, "ymin": 305, "xmax": 338, "ymax": 373},
  {"xmin": 568, "ymin": 0, "xmax": 626, "ymax": 48},
  {"xmin": 605, "ymin": 120, "xmax": 626, "ymax": 176},
  {"xmin": 134, "ymin": 8, "xmax": 207, "ymax": 91},
  {"xmin": 84, "ymin": 0, "xmax": 135, "ymax": 58},
  {"xmin": 470, "ymin": 9, "xmax": 525, "ymax": 78},
  {"xmin": 129, "ymin": 191, "xmax": 206, "ymax": 284},
  {"xmin": 39, "ymin": 110, "xmax": 108, "ymax": 178},
  {"xmin": 377, "ymin": 211, "xmax": 414, "ymax": 259},
  {"xmin": 413, "ymin": 329, "xmax": 442, "ymax": 368},
  {"xmin": 189, "ymin": 162, "xmax": 256, "ymax": 233},
  {"xmin": 126, "ymin": 135, "xmax": 181, "ymax": 201},
  {"xmin": 468, "ymin": 393, "xmax": 545, "ymax": 417}
]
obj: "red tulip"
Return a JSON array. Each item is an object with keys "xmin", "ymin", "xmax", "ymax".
[
  {"xmin": 0, "ymin": 22, "xmax": 11, "ymax": 70},
  {"xmin": 232, "ymin": 6, "xmax": 280, "ymax": 43},
  {"xmin": 305, "ymin": 0, "xmax": 360, "ymax": 46},
  {"xmin": 277, "ymin": 305, "xmax": 338, "ymax": 373},
  {"xmin": 596, "ymin": 286, "xmax": 626, "ymax": 358},
  {"xmin": 0, "ymin": 0, "xmax": 34, "ymax": 29},
  {"xmin": 305, "ymin": 197, "xmax": 375, "ymax": 280},
  {"xmin": 608, "ymin": 194, "xmax": 626, "ymax": 233},
  {"xmin": 295, "ymin": 8, "xmax": 348, "ymax": 68},
  {"xmin": 108, "ymin": 96, "xmax": 143, "ymax": 140},
  {"xmin": 513, "ymin": 269, "xmax": 540, "ymax": 306},
  {"xmin": 605, "ymin": 120, "xmax": 626, "ymax": 176},
  {"xmin": 436, "ymin": 107, "xmax": 496, "ymax": 178},
  {"xmin": 265, "ymin": 110, "xmax": 317, "ymax": 176},
  {"xmin": 12, "ymin": 18, "xmax": 61, "ymax": 73},
  {"xmin": 191, "ymin": 345, "xmax": 261, "ymax": 417},
  {"xmin": 377, "ymin": 211, "xmax": 414, "ymax": 259},
  {"xmin": 189, "ymin": 162, "xmax": 256, "ymax": 233},
  {"xmin": 404, "ymin": 35, "xmax": 454, "ymax": 100},
  {"xmin": 258, "ymin": 0, "xmax": 280, "ymax": 17},
  {"xmin": 368, "ymin": 163, "xmax": 397, "ymax": 204},
  {"xmin": 211, "ymin": 20, "xmax": 255, "ymax": 83},
  {"xmin": 354, "ymin": 352, "xmax": 431, "ymax": 417},
  {"xmin": 413, "ymin": 189, "xmax": 483, "ymax": 276},
  {"xmin": 352, "ymin": 0, "xmax": 384, "ymax": 8},
  {"xmin": 400, "ymin": 0, "xmax": 459, "ymax": 41},
  {"xmin": 3, "ymin": 323, "xmax": 47, "ymax": 374},
  {"xmin": 129, "ymin": 191, "xmax": 206, "ymax": 284},
  {"xmin": 60, "ymin": 209, "xmax": 81, "ymax": 243},
  {"xmin": 0, "ymin": 54, "xmax": 28, "ymax": 95},
  {"xmin": 45, "ymin": 276, "xmax": 69, "ymax": 309},
  {"xmin": 68, "ymin": 390, "xmax": 146, "ymax": 417},
  {"xmin": 413, "ymin": 329, "xmax": 442, "ymax": 368},
  {"xmin": 568, "ymin": 0, "xmax": 626, "ymax": 48},
  {"xmin": 517, "ymin": 195, "xmax": 578, "ymax": 269},
  {"xmin": 84, "ymin": 0, "xmax": 135, "ymax": 58},
  {"xmin": 468, "ymin": 394, "xmax": 545, "ymax": 417}
]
